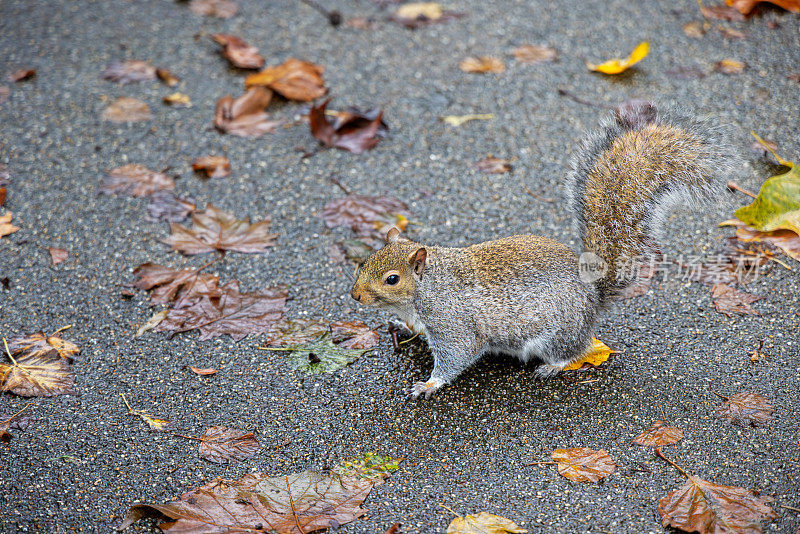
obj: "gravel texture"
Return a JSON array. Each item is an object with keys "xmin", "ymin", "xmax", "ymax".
[{"xmin": 1, "ymin": 0, "xmax": 799, "ymax": 532}]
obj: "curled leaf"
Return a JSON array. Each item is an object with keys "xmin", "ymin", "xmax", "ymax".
[
  {"xmin": 190, "ymin": 366, "xmax": 218, "ymax": 376},
  {"xmin": 442, "ymin": 113, "xmax": 493, "ymax": 127},
  {"xmin": 0, "ymin": 212, "xmax": 19, "ymax": 238},
  {"xmin": 214, "ymin": 87, "xmax": 283, "ymax": 138},
  {"xmin": 245, "ymin": 58, "xmax": 327, "ymax": 101},
  {"xmin": 714, "ymin": 59, "xmax": 746, "ymax": 74},
  {"xmin": 163, "ymin": 92, "xmax": 192, "ymax": 107},
  {"xmin": 511, "ymin": 45, "xmax": 557, "ymax": 64},
  {"xmin": 191, "ymin": 155, "xmax": 231, "ymax": 178},
  {"xmin": 8, "ymin": 69, "xmax": 36, "ymax": 82},
  {"xmin": 551, "ymin": 447, "xmax": 616, "ymax": 482},
  {"xmin": 475, "ymin": 157, "xmax": 512, "ymax": 174},
  {"xmin": 309, "ymin": 99, "xmax": 387, "ymax": 154},
  {"xmin": 725, "ymin": 0, "xmax": 800, "ymax": 14},
  {"xmin": 563, "ymin": 337, "xmax": 613, "ymax": 371},
  {"xmin": 391, "ymin": 3, "xmax": 464, "ymax": 28},
  {"xmin": 586, "ymin": 41, "xmax": 649, "ymax": 74},
  {"xmin": 135, "ymin": 310, "xmax": 168, "ymax": 337},
  {"xmin": 211, "ymin": 34, "xmax": 264, "ymax": 70}
]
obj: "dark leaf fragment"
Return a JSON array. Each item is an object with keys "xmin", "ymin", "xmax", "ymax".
[
  {"xmin": 197, "ymin": 426, "xmax": 259, "ymax": 463},
  {"xmin": 714, "ymin": 391, "xmax": 774, "ymax": 427},
  {"xmin": 8, "ymin": 69, "xmax": 36, "ymax": 82},
  {"xmin": 475, "ymin": 156, "xmax": 512, "ymax": 174},
  {"xmin": 191, "ymin": 155, "xmax": 231, "ymax": 178},
  {"xmin": 322, "ymin": 194, "xmax": 408, "ymax": 238},
  {"xmin": 711, "ymin": 283, "xmax": 763, "ymax": 316},
  {"xmin": 309, "ymin": 99, "xmax": 387, "ymax": 154},
  {"xmin": 146, "ymin": 191, "xmax": 196, "ymax": 223},
  {"xmin": 245, "ymin": 58, "xmax": 327, "ymax": 101},
  {"xmin": 211, "ymin": 34, "xmax": 265, "ymax": 69},
  {"xmin": 101, "ymin": 60, "xmax": 157, "ymax": 84}
]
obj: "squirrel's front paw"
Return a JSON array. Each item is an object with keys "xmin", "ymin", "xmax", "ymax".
[{"xmin": 411, "ymin": 378, "xmax": 445, "ymax": 399}]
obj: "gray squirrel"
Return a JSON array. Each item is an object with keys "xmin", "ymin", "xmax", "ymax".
[{"xmin": 350, "ymin": 101, "xmax": 736, "ymax": 398}]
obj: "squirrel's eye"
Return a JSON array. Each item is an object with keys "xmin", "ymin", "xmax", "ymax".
[{"xmin": 385, "ymin": 274, "xmax": 400, "ymax": 285}]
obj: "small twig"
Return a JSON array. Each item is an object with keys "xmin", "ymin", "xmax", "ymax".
[
  {"xmin": 577, "ymin": 379, "xmax": 599, "ymax": 384},
  {"xmin": 781, "ymin": 505, "xmax": 800, "ymax": 513},
  {"xmin": 1, "ymin": 402, "xmax": 33, "ymax": 426},
  {"xmin": 523, "ymin": 186, "xmax": 556, "ymax": 203},
  {"xmin": 659, "ymin": 405, "xmax": 666, "ymax": 421},
  {"xmin": 439, "ymin": 504, "xmax": 461, "ymax": 517},
  {"xmin": 726, "ymin": 181, "xmax": 757, "ymax": 198},
  {"xmin": 655, "ymin": 447, "xmax": 690, "ymax": 479},
  {"xmin": 298, "ymin": 0, "xmax": 342, "ymax": 26},
  {"xmin": 557, "ymin": 88, "xmax": 612, "ymax": 109},
  {"xmin": 398, "ymin": 333, "xmax": 420, "ymax": 345},
  {"xmin": 120, "ymin": 393, "xmax": 133, "ymax": 413},
  {"xmin": 51, "ymin": 324, "xmax": 73, "ymax": 335},
  {"xmin": 329, "ymin": 175, "xmax": 351, "ymax": 196},
  {"xmin": 708, "ymin": 384, "xmax": 728, "ymax": 400}
]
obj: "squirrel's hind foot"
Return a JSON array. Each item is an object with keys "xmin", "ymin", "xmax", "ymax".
[
  {"xmin": 534, "ymin": 361, "xmax": 567, "ymax": 379},
  {"xmin": 411, "ymin": 377, "xmax": 445, "ymax": 399}
]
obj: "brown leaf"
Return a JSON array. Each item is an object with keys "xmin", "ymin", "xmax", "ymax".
[
  {"xmin": 633, "ymin": 421, "xmax": 684, "ymax": 447},
  {"xmin": 163, "ymin": 92, "xmax": 192, "ymax": 107},
  {"xmin": 102, "ymin": 97, "xmax": 152, "ymax": 122},
  {"xmin": 189, "ymin": 366, "xmax": 218, "ymax": 376},
  {"xmin": 309, "ymin": 99, "xmax": 388, "ymax": 154},
  {"xmin": 390, "ymin": 3, "xmax": 465, "ymax": 28},
  {"xmin": 322, "ymin": 194, "xmax": 409, "ymax": 238},
  {"xmin": 8, "ymin": 330, "xmax": 81, "ymax": 361},
  {"xmin": 0, "ymin": 348, "xmax": 76, "ymax": 397},
  {"xmin": 188, "ymin": 0, "xmax": 238, "ymax": 18},
  {"xmin": 261, "ymin": 318, "xmax": 329, "ymax": 347},
  {"xmin": 160, "ymin": 204, "xmax": 278, "ymax": 255},
  {"xmin": 0, "ymin": 212, "xmax": 19, "ymax": 238},
  {"xmin": 725, "ymin": 0, "xmax": 800, "ymax": 14},
  {"xmin": 475, "ymin": 157, "xmax": 512, "ymax": 174},
  {"xmin": 132, "ymin": 263, "xmax": 220, "ymax": 305},
  {"xmin": 245, "ymin": 58, "xmax": 327, "ymax": 101},
  {"xmin": 214, "ymin": 87, "xmax": 283, "ymax": 138},
  {"xmin": 146, "ymin": 191, "xmax": 196, "ymax": 223},
  {"xmin": 48, "ymin": 247, "xmax": 69, "ymax": 265},
  {"xmin": 714, "ymin": 391, "xmax": 774, "ymax": 426},
  {"xmin": 330, "ymin": 320, "xmax": 380, "ymax": 349},
  {"xmin": 8, "ymin": 69, "xmax": 35, "ymax": 82},
  {"xmin": 459, "ymin": 56, "xmax": 506, "ymax": 73},
  {"xmin": 191, "ymin": 155, "xmax": 231, "ymax": 179},
  {"xmin": 511, "ymin": 44, "xmax": 557, "ymax": 64},
  {"xmin": 551, "ymin": 447, "xmax": 616, "ymax": 482},
  {"xmin": 722, "ymin": 218, "xmax": 800, "ymax": 262},
  {"xmin": 120, "ymin": 470, "xmax": 380, "ymax": 533},
  {"xmin": 683, "ymin": 21, "xmax": 706, "ymax": 38},
  {"xmin": 197, "ymin": 426, "xmax": 259, "ymax": 463},
  {"xmin": 714, "ymin": 59, "xmax": 746, "ymax": 74},
  {"xmin": 99, "ymin": 164, "xmax": 174, "ymax": 197},
  {"xmin": 211, "ymin": 34, "xmax": 265, "ymax": 69},
  {"xmin": 701, "ymin": 4, "xmax": 747, "ymax": 20},
  {"xmin": 447, "ymin": 511, "xmax": 528, "ymax": 534},
  {"xmin": 156, "ymin": 280, "xmax": 287, "ymax": 341},
  {"xmin": 0, "ymin": 186, "xmax": 6, "ymax": 207},
  {"xmin": 156, "ymin": 68, "xmax": 180, "ymax": 87},
  {"xmin": 711, "ymin": 283, "xmax": 763, "ymax": 316},
  {"xmin": 101, "ymin": 60, "xmax": 157, "ymax": 84}
]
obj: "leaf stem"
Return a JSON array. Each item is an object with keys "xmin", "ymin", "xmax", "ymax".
[
  {"xmin": 726, "ymin": 181, "xmax": 757, "ymax": 198},
  {"xmin": 1, "ymin": 402, "xmax": 33, "ymax": 425},
  {"xmin": 781, "ymin": 505, "xmax": 800, "ymax": 513},
  {"xmin": 398, "ymin": 333, "xmax": 420, "ymax": 345},
  {"xmin": 173, "ymin": 433, "xmax": 203, "ymax": 441},
  {"xmin": 51, "ymin": 324, "xmax": 73, "ymax": 335},
  {"xmin": 655, "ymin": 447, "xmax": 690, "ymax": 479},
  {"xmin": 120, "ymin": 392, "xmax": 133, "ymax": 413},
  {"xmin": 708, "ymin": 384, "xmax": 728, "ymax": 400},
  {"xmin": 439, "ymin": 504, "xmax": 461, "ymax": 518},
  {"xmin": 2, "ymin": 338, "xmax": 17, "ymax": 366},
  {"xmin": 257, "ymin": 346, "xmax": 297, "ymax": 351}
]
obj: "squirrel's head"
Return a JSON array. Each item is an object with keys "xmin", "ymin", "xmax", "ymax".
[{"xmin": 350, "ymin": 227, "xmax": 427, "ymax": 308}]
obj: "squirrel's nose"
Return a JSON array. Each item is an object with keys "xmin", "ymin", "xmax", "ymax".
[{"xmin": 350, "ymin": 288, "xmax": 362, "ymax": 302}]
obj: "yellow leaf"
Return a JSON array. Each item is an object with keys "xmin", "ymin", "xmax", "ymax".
[
  {"xmin": 459, "ymin": 56, "xmax": 505, "ymax": 74},
  {"xmin": 563, "ymin": 337, "xmax": 613, "ymax": 371},
  {"xmin": 441, "ymin": 114, "xmax": 494, "ymax": 127},
  {"xmin": 163, "ymin": 92, "xmax": 192, "ymax": 107},
  {"xmin": 136, "ymin": 310, "xmax": 168, "ymax": 337},
  {"xmin": 447, "ymin": 511, "xmax": 528, "ymax": 534},
  {"xmin": 395, "ymin": 2, "xmax": 443, "ymax": 20},
  {"xmin": 586, "ymin": 41, "xmax": 649, "ymax": 74},
  {"xmin": 0, "ymin": 211, "xmax": 20, "ymax": 237},
  {"xmin": 121, "ymin": 393, "xmax": 172, "ymax": 431}
]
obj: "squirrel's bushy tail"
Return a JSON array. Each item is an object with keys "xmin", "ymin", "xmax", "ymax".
[{"xmin": 568, "ymin": 101, "xmax": 736, "ymax": 303}]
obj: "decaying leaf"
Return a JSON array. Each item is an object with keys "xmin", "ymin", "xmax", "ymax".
[
  {"xmin": 683, "ymin": 21, "xmax": 706, "ymax": 38},
  {"xmin": 330, "ymin": 320, "xmax": 380, "ymax": 349},
  {"xmin": 725, "ymin": 0, "xmax": 800, "ymax": 14},
  {"xmin": 191, "ymin": 155, "xmax": 231, "ymax": 178},
  {"xmin": 334, "ymin": 452, "xmax": 402, "ymax": 479},
  {"xmin": 211, "ymin": 34, "xmax": 265, "ymax": 70},
  {"xmin": 156, "ymin": 281, "xmax": 287, "ymax": 341},
  {"xmin": 156, "ymin": 68, "xmax": 180, "ymax": 87},
  {"xmin": 47, "ymin": 247, "xmax": 69, "ymax": 265},
  {"xmin": 99, "ymin": 164, "xmax": 174, "ymax": 197},
  {"xmin": 714, "ymin": 391, "xmax": 774, "ymax": 427},
  {"xmin": 146, "ymin": 191, "xmax": 196, "ymax": 223},
  {"xmin": 0, "ymin": 404, "xmax": 33, "ymax": 443},
  {"xmin": 511, "ymin": 45, "xmax": 557, "ymax": 64},
  {"xmin": 8, "ymin": 329, "xmax": 81, "ymax": 361},
  {"xmin": 322, "ymin": 194, "xmax": 409, "ymax": 238},
  {"xmin": 120, "ymin": 469, "xmax": 381, "ymax": 533},
  {"xmin": 442, "ymin": 113, "xmax": 494, "ymax": 127},
  {"xmin": 1, "ymin": 212, "xmax": 20, "ymax": 238},
  {"xmin": 633, "ymin": 421, "xmax": 684, "ymax": 447},
  {"xmin": 101, "ymin": 60, "xmax": 156, "ymax": 84},
  {"xmin": 711, "ymin": 283, "xmax": 763, "ymax": 316},
  {"xmin": 447, "ymin": 511, "xmax": 528, "ymax": 534},
  {"xmin": 586, "ymin": 41, "xmax": 649, "ymax": 74},
  {"xmin": 214, "ymin": 87, "xmax": 283, "ymax": 137},
  {"xmin": 188, "ymin": 0, "xmax": 238, "ymax": 18},
  {"xmin": 459, "ymin": 56, "xmax": 505, "ymax": 74},
  {"xmin": 102, "ymin": 97, "xmax": 152, "ymax": 122},
  {"xmin": 721, "ymin": 218, "xmax": 800, "ymax": 261},
  {"xmin": 390, "ymin": 2, "xmax": 464, "ymax": 28},
  {"xmin": 133, "ymin": 263, "xmax": 220, "ymax": 305},
  {"xmin": 261, "ymin": 318, "xmax": 329, "ymax": 347},
  {"xmin": 245, "ymin": 58, "xmax": 327, "ymax": 101},
  {"xmin": 701, "ymin": 4, "xmax": 747, "ymax": 20},
  {"xmin": 563, "ymin": 338, "xmax": 614, "ymax": 371},
  {"xmin": 195, "ymin": 426, "xmax": 259, "ymax": 463},
  {"xmin": 121, "ymin": 393, "xmax": 172, "ymax": 431},
  {"xmin": 8, "ymin": 69, "xmax": 36, "ymax": 82},
  {"xmin": 309, "ymin": 99, "xmax": 387, "ymax": 154},
  {"xmin": 284, "ymin": 333, "xmax": 371, "ymax": 374},
  {"xmin": 1, "ymin": 340, "xmax": 76, "ymax": 397},
  {"xmin": 475, "ymin": 157, "xmax": 512, "ymax": 174},
  {"xmin": 161, "ymin": 204, "xmax": 278, "ymax": 255},
  {"xmin": 551, "ymin": 447, "xmax": 616, "ymax": 482},
  {"xmin": 190, "ymin": 366, "xmax": 218, "ymax": 376},
  {"xmin": 714, "ymin": 59, "xmax": 746, "ymax": 74},
  {"xmin": 135, "ymin": 309, "xmax": 168, "ymax": 337},
  {"xmin": 163, "ymin": 92, "xmax": 192, "ymax": 107}
]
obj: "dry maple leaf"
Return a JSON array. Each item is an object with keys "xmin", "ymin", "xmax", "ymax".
[
  {"xmin": 188, "ymin": 0, "xmax": 238, "ymax": 18},
  {"xmin": 245, "ymin": 58, "xmax": 327, "ymax": 101},
  {"xmin": 132, "ymin": 263, "xmax": 220, "ymax": 305},
  {"xmin": 8, "ymin": 329, "xmax": 80, "ymax": 361},
  {"xmin": 211, "ymin": 34, "xmax": 265, "ymax": 69},
  {"xmin": 322, "ymin": 194, "xmax": 409, "ymax": 238},
  {"xmin": 120, "ymin": 469, "xmax": 380, "ymax": 533},
  {"xmin": 0, "ymin": 212, "xmax": 20, "ymax": 238},
  {"xmin": 193, "ymin": 426, "xmax": 259, "ymax": 463},
  {"xmin": 214, "ymin": 87, "xmax": 283, "ymax": 138},
  {"xmin": 191, "ymin": 155, "xmax": 230, "ymax": 178},
  {"xmin": 99, "ymin": 164, "xmax": 174, "ymax": 197},
  {"xmin": 101, "ymin": 60, "xmax": 157, "ymax": 84},
  {"xmin": 551, "ymin": 447, "xmax": 616, "ymax": 482},
  {"xmin": 511, "ymin": 44, "xmax": 557, "ymax": 64},
  {"xmin": 715, "ymin": 59, "xmax": 746, "ymax": 74},
  {"xmin": 459, "ymin": 56, "xmax": 506, "ymax": 74},
  {"xmin": 633, "ymin": 421, "xmax": 684, "ymax": 447},
  {"xmin": 447, "ymin": 511, "xmax": 528, "ymax": 534},
  {"xmin": 714, "ymin": 391, "xmax": 774, "ymax": 427},
  {"xmin": 102, "ymin": 97, "xmax": 152, "ymax": 122},
  {"xmin": 8, "ymin": 69, "xmax": 35, "ymax": 82},
  {"xmin": 330, "ymin": 320, "xmax": 380, "ymax": 349},
  {"xmin": 146, "ymin": 191, "xmax": 196, "ymax": 223},
  {"xmin": 161, "ymin": 204, "xmax": 278, "ymax": 255},
  {"xmin": 475, "ymin": 157, "xmax": 512, "ymax": 174},
  {"xmin": 710, "ymin": 283, "xmax": 763, "ymax": 316},
  {"xmin": 1, "ymin": 341, "xmax": 76, "ymax": 397},
  {"xmin": 47, "ymin": 247, "xmax": 69, "ymax": 265},
  {"xmin": 726, "ymin": 0, "xmax": 800, "ymax": 13},
  {"xmin": 309, "ymin": 99, "xmax": 387, "ymax": 154},
  {"xmin": 587, "ymin": 41, "xmax": 649, "ymax": 74},
  {"xmin": 701, "ymin": 4, "xmax": 747, "ymax": 20}
]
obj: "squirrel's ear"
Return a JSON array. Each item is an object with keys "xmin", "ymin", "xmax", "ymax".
[
  {"xmin": 408, "ymin": 247, "xmax": 427, "ymax": 278},
  {"xmin": 386, "ymin": 226, "xmax": 401, "ymax": 243}
]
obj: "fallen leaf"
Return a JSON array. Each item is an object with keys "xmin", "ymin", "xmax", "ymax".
[
  {"xmin": 390, "ymin": 2, "xmax": 464, "ymax": 28},
  {"xmin": 714, "ymin": 391, "xmax": 774, "ymax": 426},
  {"xmin": 1, "ymin": 343, "xmax": 76, "ymax": 397},
  {"xmin": 719, "ymin": 27, "xmax": 747, "ymax": 38},
  {"xmin": 447, "ymin": 511, "xmax": 528, "ymax": 534},
  {"xmin": 683, "ymin": 21, "xmax": 706, "ymax": 38},
  {"xmin": 163, "ymin": 92, "xmax": 191, "ymax": 107},
  {"xmin": 563, "ymin": 338, "xmax": 614, "ymax": 371},
  {"xmin": 511, "ymin": 45, "xmax": 557, "ymax": 64},
  {"xmin": 0, "ymin": 212, "xmax": 20, "ymax": 238},
  {"xmin": 48, "ymin": 247, "xmax": 69, "ymax": 265},
  {"xmin": 322, "ymin": 194, "xmax": 409, "ymax": 238},
  {"xmin": 475, "ymin": 157, "xmax": 512, "ymax": 174},
  {"xmin": 133, "ymin": 263, "xmax": 220, "ymax": 305},
  {"xmin": 330, "ymin": 320, "xmax": 380, "ymax": 349},
  {"xmin": 309, "ymin": 99, "xmax": 387, "ymax": 154},
  {"xmin": 284, "ymin": 333, "xmax": 371, "ymax": 374},
  {"xmin": 340, "ymin": 238, "xmax": 376, "ymax": 264},
  {"xmin": 146, "ymin": 191, "xmax": 196, "ymax": 223},
  {"xmin": 711, "ymin": 283, "xmax": 763, "ymax": 316},
  {"xmin": 725, "ymin": 0, "xmax": 800, "ymax": 14},
  {"xmin": 196, "ymin": 426, "xmax": 259, "ymax": 463},
  {"xmin": 261, "ymin": 318, "xmax": 329, "ymax": 347},
  {"xmin": 701, "ymin": 4, "xmax": 747, "ymax": 20},
  {"xmin": 714, "ymin": 59, "xmax": 746, "ymax": 74},
  {"xmin": 0, "ymin": 186, "xmax": 6, "ymax": 207},
  {"xmin": 245, "ymin": 58, "xmax": 327, "ymax": 101},
  {"xmin": 214, "ymin": 87, "xmax": 283, "ymax": 138},
  {"xmin": 211, "ymin": 34, "xmax": 265, "ymax": 69},
  {"xmin": 188, "ymin": 0, "xmax": 238, "ymax": 18},
  {"xmin": 156, "ymin": 68, "xmax": 180, "ymax": 87},
  {"xmin": 633, "ymin": 421, "xmax": 684, "ymax": 447},
  {"xmin": 8, "ymin": 330, "xmax": 81, "ymax": 361},
  {"xmin": 551, "ymin": 447, "xmax": 616, "ymax": 482},
  {"xmin": 383, "ymin": 523, "xmax": 401, "ymax": 534},
  {"xmin": 157, "ymin": 280, "xmax": 287, "ymax": 341},
  {"xmin": 102, "ymin": 97, "xmax": 152, "ymax": 122},
  {"xmin": 442, "ymin": 113, "xmax": 494, "ymax": 127},
  {"xmin": 191, "ymin": 155, "xmax": 231, "ymax": 178},
  {"xmin": 459, "ymin": 56, "xmax": 505, "ymax": 74},
  {"xmin": 721, "ymin": 218, "xmax": 800, "ymax": 261},
  {"xmin": 334, "ymin": 452, "xmax": 402, "ymax": 479},
  {"xmin": 586, "ymin": 41, "xmax": 649, "ymax": 74},
  {"xmin": 101, "ymin": 60, "xmax": 156, "ymax": 84},
  {"xmin": 135, "ymin": 309, "xmax": 168, "ymax": 337},
  {"xmin": 8, "ymin": 69, "xmax": 35, "ymax": 82},
  {"xmin": 120, "ymin": 469, "xmax": 381, "ymax": 533},
  {"xmin": 0, "ymin": 406, "xmax": 33, "ymax": 443},
  {"xmin": 121, "ymin": 394, "xmax": 171, "ymax": 431},
  {"xmin": 99, "ymin": 164, "xmax": 174, "ymax": 197},
  {"xmin": 160, "ymin": 204, "xmax": 278, "ymax": 255},
  {"xmin": 190, "ymin": 366, "xmax": 218, "ymax": 376}
]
